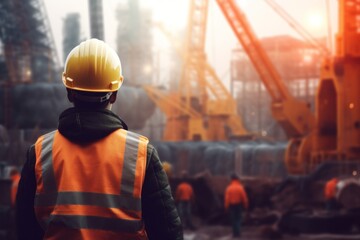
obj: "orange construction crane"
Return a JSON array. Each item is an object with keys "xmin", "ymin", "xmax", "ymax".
[
  {"xmin": 295, "ymin": 0, "xmax": 360, "ymax": 173},
  {"xmin": 217, "ymin": 0, "xmax": 360, "ymax": 174},
  {"xmin": 144, "ymin": 0, "xmax": 249, "ymax": 141},
  {"xmin": 216, "ymin": 0, "xmax": 315, "ymax": 139}
]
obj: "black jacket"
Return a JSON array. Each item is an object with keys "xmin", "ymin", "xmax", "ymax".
[{"xmin": 16, "ymin": 107, "xmax": 183, "ymax": 240}]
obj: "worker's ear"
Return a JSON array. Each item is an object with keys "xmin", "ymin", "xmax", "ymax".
[
  {"xmin": 109, "ymin": 91, "xmax": 118, "ymax": 104},
  {"xmin": 67, "ymin": 88, "xmax": 75, "ymax": 103}
]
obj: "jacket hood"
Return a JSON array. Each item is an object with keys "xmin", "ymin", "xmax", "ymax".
[{"xmin": 58, "ymin": 107, "xmax": 128, "ymax": 143}]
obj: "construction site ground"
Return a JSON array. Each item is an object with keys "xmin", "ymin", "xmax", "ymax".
[{"xmin": 183, "ymin": 225, "xmax": 360, "ymax": 240}]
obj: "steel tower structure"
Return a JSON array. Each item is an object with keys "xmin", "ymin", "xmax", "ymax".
[
  {"xmin": 0, "ymin": 0, "xmax": 59, "ymax": 83},
  {"xmin": 0, "ymin": 0, "xmax": 59, "ymax": 127}
]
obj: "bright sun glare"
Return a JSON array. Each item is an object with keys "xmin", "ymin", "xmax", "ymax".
[
  {"xmin": 146, "ymin": 0, "xmax": 189, "ymax": 30},
  {"xmin": 307, "ymin": 12, "xmax": 324, "ymax": 29}
]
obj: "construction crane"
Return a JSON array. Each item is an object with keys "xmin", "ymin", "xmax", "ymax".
[
  {"xmin": 290, "ymin": 0, "xmax": 360, "ymax": 173},
  {"xmin": 144, "ymin": 0, "xmax": 249, "ymax": 141},
  {"xmin": 216, "ymin": 0, "xmax": 315, "ymax": 139},
  {"xmin": 217, "ymin": 0, "xmax": 360, "ymax": 174}
]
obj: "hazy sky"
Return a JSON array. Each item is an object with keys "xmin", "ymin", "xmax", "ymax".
[{"xmin": 43, "ymin": 0, "xmax": 338, "ymax": 85}]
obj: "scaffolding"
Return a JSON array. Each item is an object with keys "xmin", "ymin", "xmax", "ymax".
[
  {"xmin": 0, "ymin": 0, "xmax": 59, "ymax": 83},
  {"xmin": 231, "ymin": 35, "xmax": 322, "ymax": 140},
  {"xmin": 0, "ymin": 0, "xmax": 59, "ymax": 127}
]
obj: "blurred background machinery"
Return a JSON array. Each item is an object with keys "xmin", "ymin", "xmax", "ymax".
[
  {"xmin": 0, "ymin": 0, "xmax": 360, "ymax": 238},
  {"xmin": 0, "ymin": 0, "xmax": 358, "ymax": 177}
]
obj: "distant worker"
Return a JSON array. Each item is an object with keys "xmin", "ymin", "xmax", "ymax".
[
  {"xmin": 16, "ymin": 39, "xmax": 183, "ymax": 240},
  {"xmin": 9, "ymin": 168, "xmax": 20, "ymax": 207},
  {"xmin": 176, "ymin": 171, "xmax": 195, "ymax": 230},
  {"xmin": 224, "ymin": 172, "xmax": 249, "ymax": 238},
  {"xmin": 324, "ymin": 177, "xmax": 339, "ymax": 211}
]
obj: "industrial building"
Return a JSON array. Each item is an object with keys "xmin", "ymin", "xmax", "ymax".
[{"xmin": 0, "ymin": 0, "xmax": 360, "ymax": 239}]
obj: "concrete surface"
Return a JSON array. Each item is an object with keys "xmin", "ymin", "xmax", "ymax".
[{"xmin": 183, "ymin": 225, "xmax": 360, "ymax": 240}]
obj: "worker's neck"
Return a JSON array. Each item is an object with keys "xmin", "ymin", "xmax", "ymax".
[{"xmin": 73, "ymin": 103, "xmax": 113, "ymax": 111}]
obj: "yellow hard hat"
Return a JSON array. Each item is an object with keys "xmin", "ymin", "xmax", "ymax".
[{"xmin": 62, "ymin": 38, "xmax": 123, "ymax": 92}]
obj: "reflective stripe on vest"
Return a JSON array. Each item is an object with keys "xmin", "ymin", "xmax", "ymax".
[{"xmin": 34, "ymin": 129, "xmax": 148, "ymax": 237}]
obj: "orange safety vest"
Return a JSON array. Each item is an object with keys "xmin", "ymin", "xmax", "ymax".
[
  {"xmin": 224, "ymin": 180, "xmax": 249, "ymax": 210},
  {"xmin": 34, "ymin": 129, "xmax": 148, "ymax": 240},
  {"xmin": 324, "ymin": 178, "xmax": 338, "ymax": 200},
  {"xmin": 176, "ymin": 182, "xmax": 193, "ymax": 201}
]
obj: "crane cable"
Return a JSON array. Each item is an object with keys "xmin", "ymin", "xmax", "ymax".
[{"xmin": 264, "ymin": 0, "xmax": 330, "ymax": 57}]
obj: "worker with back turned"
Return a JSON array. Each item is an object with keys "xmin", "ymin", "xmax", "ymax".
[
  {"xmin": 175, "ymin": 171, "xmax": 195, "ymax": 230},
  {"xmin": 224, "ymin": 172, "xmax": 248, "ymax": 238},
  {"xmin": 16, "ymin": 38, "xmax": 183, "ymax": 240},
  {"xmin": 324, "ymin": 177, "xmax": 339, "ymax": 211}
]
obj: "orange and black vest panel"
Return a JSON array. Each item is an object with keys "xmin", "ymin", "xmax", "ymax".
[{"xmin": 34, "ymin": 129, "xmax": 148, "ymax": 240}]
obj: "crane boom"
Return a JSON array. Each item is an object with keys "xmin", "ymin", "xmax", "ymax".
[
  {"xmin": 142, "ymin": 85, "xmax": 201, "ymax": 118},
  {"xmin": 155, "ymin": 22, "xmax": 241, "ymax": 104},
  {"xmin": 216, "ymin": 0, "xmax": 314, "ymax": 138}
]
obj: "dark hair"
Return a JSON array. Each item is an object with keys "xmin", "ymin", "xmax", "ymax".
[{"xmin": 230, "ymin": 172, "xmax": 239, "ymax": 180}]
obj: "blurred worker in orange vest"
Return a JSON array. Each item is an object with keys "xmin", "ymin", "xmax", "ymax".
[
  {"xmin": 324, "ymin": 177, "xmax": 339, "ymax": 211},
  {"xmin": 176, "ymin": 171, "xmax": 195, "ymax": 230},
  {"xmin": 224, "ymin": 172, "xmax": 248, "ymax": 238},
  {"xmin": 16, "ymin": 39, "xmax": 183, "ymax": 240},
  {"xmin": 10, "ymin": 168, "xmax": 20, "ymax": 207}
]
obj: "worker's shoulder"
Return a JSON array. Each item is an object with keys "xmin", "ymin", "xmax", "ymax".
[
  {"xmin": 184, "ymin": 182, "xmax": 193, "ymax": 188},
  {"xmin": 115, "ymin": 129, "xmax": 150, "ymax": 143},
  {"xmin": 229, "ymin": 182, "xmax": 245, "ymax": 190},
  {"xmin": 36, "ymin": 129, "xmax": 57, "ymax": 139},
  {"xmin": 176, "ymin": 183, "xmax": 183, "ymax": 189},
  {"xmin": 178, "ymin": 182, "xmax": 189, "ymax": 187},
  {"xmin": 31, "ymin": 130, "xmax": 57, "ymax": 146},
  {"xmin": 112, "ymin": 129, "xmax": 157, "ymax": 161}
]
